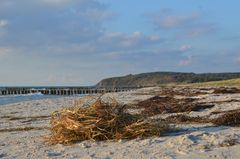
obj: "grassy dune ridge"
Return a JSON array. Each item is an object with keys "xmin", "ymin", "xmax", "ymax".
[{"xmin": 192, "ymin": 78, "xmax": 240, "ymax": 86}]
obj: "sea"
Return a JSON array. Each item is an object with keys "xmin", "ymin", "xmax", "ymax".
[{"xmin": 0, "ymin": 93, "xmax": 83, "ymax": 105}]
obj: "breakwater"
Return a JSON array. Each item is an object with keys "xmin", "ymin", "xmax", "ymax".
[{"xmin": 0, "ymin": 87, "xmax": 137, "ymax": 96}]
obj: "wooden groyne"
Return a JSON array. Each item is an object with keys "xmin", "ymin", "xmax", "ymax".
[{"xmin": 0, "ymin": 87, "xmax": 138, "ymax": 96}]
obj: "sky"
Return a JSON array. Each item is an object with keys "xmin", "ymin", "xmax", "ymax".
[{"xmin": 0, "ymin": 0, "xmax": 239, "ymax": 86}]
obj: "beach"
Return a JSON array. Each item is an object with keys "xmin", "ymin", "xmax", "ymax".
[{"xmin": 1, "ymin": 87, "xmax": 240, "ymax": 159}]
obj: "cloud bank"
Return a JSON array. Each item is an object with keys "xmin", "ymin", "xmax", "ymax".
[{"xmin": 0, "ymin": 1, "xmax": 238, "ymax": 85}]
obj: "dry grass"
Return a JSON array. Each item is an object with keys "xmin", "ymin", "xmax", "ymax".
[{"xmin": 48, "ymin": 96, "xmax": 169, "ymax": 145}]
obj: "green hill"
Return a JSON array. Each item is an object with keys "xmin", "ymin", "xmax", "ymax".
[{"xmin": 96, "ymin": 72, "xmax": 240, "ymax": 87}]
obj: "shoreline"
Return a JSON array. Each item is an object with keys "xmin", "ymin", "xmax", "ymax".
[{"xmin": 0, "ymin": 94, "xmax": 88, "ymax": 106}]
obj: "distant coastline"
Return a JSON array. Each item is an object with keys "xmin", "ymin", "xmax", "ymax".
[{"xmin": 97, "ymin": 71, "xmax": 240, "ymax": 87}]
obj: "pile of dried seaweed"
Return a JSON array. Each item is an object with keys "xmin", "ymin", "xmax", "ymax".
[
  {"xmin": 212, "ymin": 111, "xmax": 240, "ymax": 126},
  {"xmin": 164, "ymin": 112, "xmax": 240, "ymax": 127},
  {"xmin": 138, "ymin": 96, "xmax": 214, "ymax": 116},
  {"xmin": 48, "ymin": 97, "xmax": 168, "ymax": 145},
  {"xmin": 164, "ymin": 114, "xmax": 208, "ymax": 124},
  {"xmin": 213, "ymin": 87, "xmax": 240, "ymax": 94}
]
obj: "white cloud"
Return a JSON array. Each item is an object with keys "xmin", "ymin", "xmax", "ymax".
[
  {"xmin": 0, "ymin": 0, "xmax": 112, "ymax": 48},
  {"xmin": 132, "ymin": 31, "xmax": 141, "ymax": 37},
  {"xmin": 85, "ymin": 8, "xmax": 115, "ymax": 22},
  {"xmin": 235, "ymin": 56, "xmax": 240, "ymax": 64},
  {"xmin": 158, "ymin": 15, "xmax": 197, "ymax": 29},
  {"xmin": 0, "ymin": 47, "xmax": 14, "ymax": 57},
  {"xmin": 0, "ymin": 0, "xmax": 88, "ymax": 8},
  {"xmin": 149, "ymin": 10, "xmax": 215, "ymax": 38},
  {"xmin": 0, "ymin": 0, "xmax": 164, "ymax": 59},
  {"xmin": 186, "ymin": 25, "xmax": 215, "ymax": 37},
  {"xmin": 179, "ymin": 44, "xmax": 192, "ymax": 52},
  {"xmin": 151, "ymin": 10, "xmax": 200, "ymax": 29},
  {"xmin": 42, "ymin": 31, "xmax": 163, "ymax": 57},
  {"xmin": 0, "ymin": 20, "xmax": 9, "ymax": 27},
  {"xmin": 41, "ymin": 0, "xmax": 71, "ymax": 6},
  {"xmin": 178, "ymin": 56, "xmax": 192, "ymax": 66}
]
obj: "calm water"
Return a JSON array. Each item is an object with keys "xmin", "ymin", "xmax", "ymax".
[{"xmin": 0, "ymin": 93, "xmax": 68, "ymax": 105}]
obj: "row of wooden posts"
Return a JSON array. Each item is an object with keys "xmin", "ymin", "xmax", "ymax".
[{"xmin": 0, "ymin": 87, "xmax": 135, "ymax": 96}]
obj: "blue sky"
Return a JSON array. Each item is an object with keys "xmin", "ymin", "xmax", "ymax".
[{"xmin": 0, "ymin": 0, "xmax": 239, "ymax": 86}]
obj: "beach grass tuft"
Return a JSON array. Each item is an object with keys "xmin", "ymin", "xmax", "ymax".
[{"xmin": 48, "ymin": 96, "xmax": 169, "ymax": 145}]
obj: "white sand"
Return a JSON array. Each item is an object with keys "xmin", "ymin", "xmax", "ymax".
[{"xmin": 0, "ymin": 87, "xmax": 240, "ymax": 159}]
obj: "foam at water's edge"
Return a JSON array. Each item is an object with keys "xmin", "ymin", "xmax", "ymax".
[
  {"xmin": 25, "ymin": 92, "xmax": 44, "ymax": 96},
  {"xmin": 0, "ymin": 94, "xmax": 58, "ymax": 105}
]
